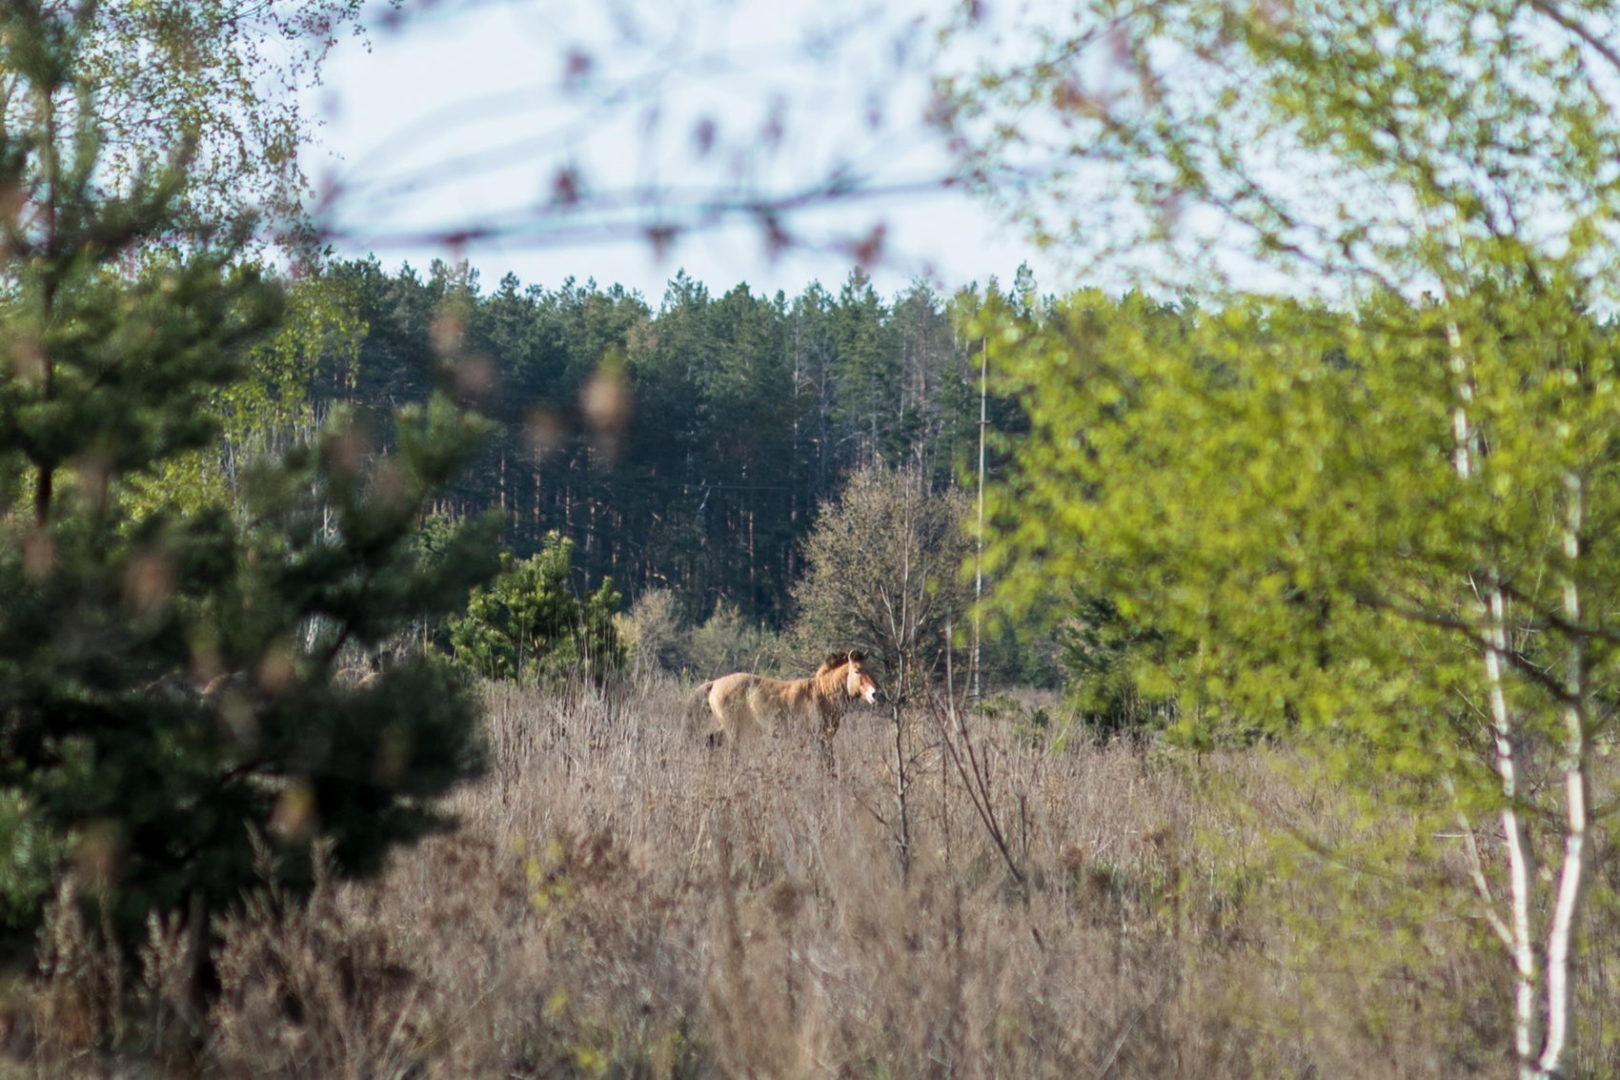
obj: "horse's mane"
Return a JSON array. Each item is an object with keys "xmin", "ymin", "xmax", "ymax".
[{"xmin": 811, "ymin": 650, "xmax": 867, "ymax": 699}]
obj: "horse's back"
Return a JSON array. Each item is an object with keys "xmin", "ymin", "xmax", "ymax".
[{"xmin": 709, "ymin": 671, "xmax": 809, "ymax": 741}]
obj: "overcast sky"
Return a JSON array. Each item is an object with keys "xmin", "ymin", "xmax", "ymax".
[{"xmin": 303, "ymin": 0, "xmax": 1062, "ymax": 302}]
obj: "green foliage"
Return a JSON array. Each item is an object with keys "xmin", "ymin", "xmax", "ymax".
[
  {"xmin": 318, "ymin": 262, "xmax": 997, "ymax": 631},
  {"xmin": 1055, "ymin": 598, "xmax": 1175, "ymax": 738},
  {"xmin": 970, "ymin": 286, "xmax": 1620, "ymax": 1076},
  {"xmin": 976, "ymin": 285, "xmax": 1615, "ymax": 762},
  {"xmin": 450, "ymin": 535, "xmax": 625, "ymax": 684},
  {"xmin": 949, "ymin": 3, "xmax": 1620, "ymax": 1070},
  {"xmin": 127, "ymin": 272, "xmax": 369, "ymax": 517},
  {"xmin": 0, "ymin": 790, "xmax": 63, "ymax": 930},
  {"xmin": 75, "ymin": 0, "xmax": 373, "ymax": 243},
  {"xmin": 0, "ymin": 4, "xmax": 502, "ymax": 950}
]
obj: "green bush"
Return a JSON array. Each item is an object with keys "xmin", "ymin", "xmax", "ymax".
[
  {"xmin": 1057, "ymin": 599, "xmax": 1178, "ymax": 739},
  {"xmin": 0, "ymin": 791, "xmax": 63, "ymax": 934},
  {"xmin": 450, "ymin": 534, "xmax": 625, "ymax": 684}
]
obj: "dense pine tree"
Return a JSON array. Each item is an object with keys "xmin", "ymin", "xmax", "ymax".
[
  {"xmin": 0, "ymin": 7, "xmax": 502, "ymax": 949},
  {"xmin": 306, "ymin": 260, "xmax": 1009, "ymax": 630}
]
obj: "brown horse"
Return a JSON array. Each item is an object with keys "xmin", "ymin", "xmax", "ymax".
[{"xmin": 698, "ymin": 651, "xmax": 882, "ymax": 765}]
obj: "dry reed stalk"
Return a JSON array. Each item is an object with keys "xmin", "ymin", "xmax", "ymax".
[{"xmin": 10, "ymin": 673, "xmax": 1615, "ymax": 1077}]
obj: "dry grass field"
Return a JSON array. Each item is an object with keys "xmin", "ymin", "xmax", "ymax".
[{"xmin": 9, "ymin": 676, "xmax": 1620, "ymax": 1078}]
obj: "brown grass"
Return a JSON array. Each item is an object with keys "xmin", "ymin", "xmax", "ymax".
[{"xmin": 9, "ymin": 675, "xmax": 1619, "ymax": 1078}]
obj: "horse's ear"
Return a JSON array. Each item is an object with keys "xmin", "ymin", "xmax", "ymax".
[{"xmin": 847, "ymin": 650, "xmax": 866, "ymax": 665}]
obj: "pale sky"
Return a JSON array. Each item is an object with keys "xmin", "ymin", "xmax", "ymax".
[{"xmin": 304, "ymin": 0, "xmax": 1064, "ymax": 302}]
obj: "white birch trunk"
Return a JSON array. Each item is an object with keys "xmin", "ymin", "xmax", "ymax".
[
  {"xmin": 1447, "ymin": 322, "xmax": 1541, "ymax": 1078},
  {"xmin": 1483, "ymin": 586, "xmax": 1541, "ymax": 1079},
  {"xmin": 1536, "ymin": 472, "xmax": 1589, "ymax": 1077}
]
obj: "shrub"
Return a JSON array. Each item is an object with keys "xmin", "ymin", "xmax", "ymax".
[
  {"xmin": 450, "ymin": 533, "xmax": 625, "ymax": 684},
  {"xmin": 685, "ymin": 598, "xmax": 785, "ymax": 676},
  {"xmin": 619, "ymin": 588, "xmax": 683, "ymax": 678}
]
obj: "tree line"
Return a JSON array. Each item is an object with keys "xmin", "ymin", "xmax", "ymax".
[{"xmin": 309, "ymin": 259, "xmax": 1032, "ymax": 630}]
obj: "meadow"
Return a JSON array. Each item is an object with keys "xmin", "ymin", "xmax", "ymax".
[{"xmin": 18, "ymin": 674, "xmax": 1617, "ymax": 1079}]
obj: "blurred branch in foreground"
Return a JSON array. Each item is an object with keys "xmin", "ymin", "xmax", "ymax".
[{"xmin": 309, "ymin": 0, "xmax": 975, "ymax": 278}]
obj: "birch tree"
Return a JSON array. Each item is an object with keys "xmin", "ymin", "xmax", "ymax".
[
  {"xmin": 4, "ymin": 0, "xmax": 376, "ymax": 247},
  {"xmin": 943, "ymin": 2, "xmax": 1620, "ymax": 1075},
  {"xmin": 791, "ymin": 465, "xmax": 970, "ymax": 698}
]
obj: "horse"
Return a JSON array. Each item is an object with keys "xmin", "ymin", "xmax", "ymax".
[{"xmin": 697, "ymin": 650, "xmax": 882, "ymax": 767}]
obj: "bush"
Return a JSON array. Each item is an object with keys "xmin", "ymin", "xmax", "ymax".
[
  {"xmin": 685, "ymin": 598, "xmax": 785, "ymax": 677},
  {"xmin": 1058, "ymin": 599, "xmax": 1178, "ymax": 738},
  {"xmin": 450, "ymin": 533, "xmax": 625, "ymax": 684},
  {"xmin": 619, "ymin": 588, "xmax": 683, "ymax": 678},
  {"xmin": 617, "ymin": 591, "xmax": 787, "ymax": 678}
]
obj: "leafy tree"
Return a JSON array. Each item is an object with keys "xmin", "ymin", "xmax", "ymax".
[
  {"xmin": 0, "ymin": 2, "xmax": 501, "ymax": 954},
  {"xmin": 62, "ymin": 0, "xmax": 375, "ymax": 246},
  {"xmin": 449, "ymin": 534, "xmax": 624, "ymax": 684},
  {"xmin": 951, "ymin": 3, "xmax": 1620, "ymax": 1074},
  {"xmin": 792, "ymin": 465, "xmax": 970, "ymax": 698},
  {"xmin": 128, "ymin": 271, "xmax": 369, "ymax": 517}
]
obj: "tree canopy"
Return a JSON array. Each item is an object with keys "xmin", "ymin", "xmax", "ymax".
[
  {"xmin": 946, "ymin": 2, "xmax": 1620, "ymax": 1076},
  {"xmin": 0, "ymin": 0, "xmax": 501, "ymax": 953},
  {"xmin": 310, "ymin": 259, "xmax": 1002, "ymax": 632}
]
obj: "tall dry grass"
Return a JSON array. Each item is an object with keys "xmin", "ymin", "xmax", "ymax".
[{"xmin": 10, "ymin": 675, "xmax": 1619, "ymax": 1078}]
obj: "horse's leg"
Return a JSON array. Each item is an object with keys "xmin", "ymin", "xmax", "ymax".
[
  {"xmin": 706, "ymin": 688, "xmax": 735, "ymax": 753},
  {"xmin": 815, "ymin": 713, "xmax": 839, "ymax": 776}
]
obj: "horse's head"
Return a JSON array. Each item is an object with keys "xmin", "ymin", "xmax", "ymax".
[{"xmin": 825, "ymin": 650, "xmax": 882, "ymax": 704}]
